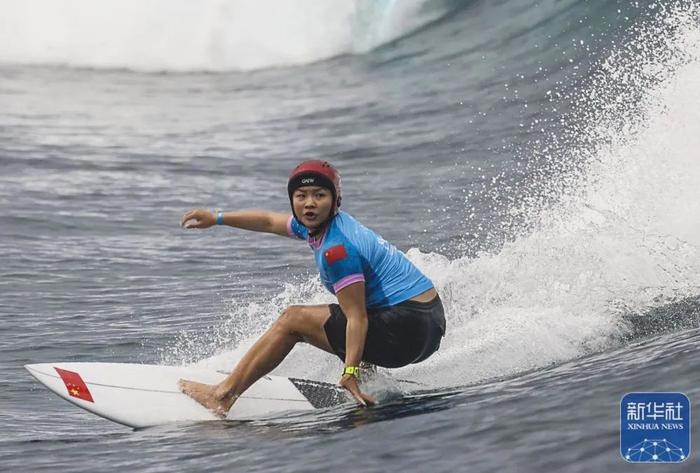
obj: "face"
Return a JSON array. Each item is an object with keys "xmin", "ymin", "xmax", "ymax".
[{"xmin": 292, "ymin": 186, "xmax": 334, "ymax": 229}]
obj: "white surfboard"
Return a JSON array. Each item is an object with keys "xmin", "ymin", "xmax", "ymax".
[{"xmin": 25, "ymin": 362, "xmax": 348, "ymax": 428}]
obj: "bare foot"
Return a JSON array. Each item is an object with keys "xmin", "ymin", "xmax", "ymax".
[{"xmin": 178, "ymin": 379, "xmax": 234, "ymax": 418}]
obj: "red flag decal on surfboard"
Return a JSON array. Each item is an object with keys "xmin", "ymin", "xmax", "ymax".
[
  {"xmin": 54, "ymin": 367, "xmax": 94, "ymax": 402},
  {"xmin": 324, "ymin": 244, "xmax": 347, "ymax": 265}
]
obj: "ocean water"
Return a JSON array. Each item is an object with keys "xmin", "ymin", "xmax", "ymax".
[{"xmin": 2, "ymin": 0, "xmax": 700, "ymax": 471}]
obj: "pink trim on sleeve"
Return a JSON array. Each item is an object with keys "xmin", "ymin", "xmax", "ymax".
[
  {"xmin": 286, "ymin": 215, "xmax": 297, "ymax": 239},
  {"xmin": 332, "ymin": 273, "xmax": 366, "ymax": 293}
]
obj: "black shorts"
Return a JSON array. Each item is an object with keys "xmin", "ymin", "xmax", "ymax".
[{"xmin": 324, "ymin": 295, "xmax": 446, "ymax": 368}]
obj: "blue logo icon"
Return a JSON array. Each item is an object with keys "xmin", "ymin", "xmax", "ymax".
[{"xmin": 620, "ymin": 392, "xmax": 690, "ymax": 463}]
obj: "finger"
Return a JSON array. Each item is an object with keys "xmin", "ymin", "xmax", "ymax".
[
  {"xmin": 361, "ymin": 392, "xmax": 377, "ymax": 406},
  {"xmin": 185, "ymin": 209, "xmax": 207, "ymax": 225},
  {"xmin": 182, "ymin": 209, "xmax": 206, "ymax": 228},
  {"xmin": 183, "ymin": 217, "xmax": 198, "ymax": 229},
  {"xmin": 180, "ymin": 210, "xmax": 196, "ymax": 227},
  {"xmin": 346, "ymin": 384, "xmax": 368, "ymax": 407},
  {"xmin": 352, "ymin": 390, "xmax": 367, "ymax": 407},
  {"xmin": 185, "ymin": 219, "xmax": 205, "ymax": 229}
]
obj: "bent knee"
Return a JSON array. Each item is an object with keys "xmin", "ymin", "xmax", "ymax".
[
  {"xmin": 275, "ymin": 305, "xmax": 306, "ymax": 331},
  {"xmin": 280, "ymin": 304, "xmax": 305, "ymax": 319}
]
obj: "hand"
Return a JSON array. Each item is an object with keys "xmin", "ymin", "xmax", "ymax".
[
  {"xmin": 339, "ymin": 374, "xmax": 376, "ymax": 407},
  {"xmin": 181, "ymin": 209, "xmax": 216, "ymax": 229}
]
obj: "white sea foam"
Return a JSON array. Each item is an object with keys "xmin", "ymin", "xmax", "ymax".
[
  {"xmin": 0, "ymin": 0, "xmax": 440, "ymax": 72},
  {"xmin": 395, "ymin": 6, "xmax": 700, "ymax": 388}
]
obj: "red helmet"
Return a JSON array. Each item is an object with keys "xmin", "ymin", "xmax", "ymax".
[{"xmin": 287, "ymin": 160, "xmax": 342, "ymax": 213}]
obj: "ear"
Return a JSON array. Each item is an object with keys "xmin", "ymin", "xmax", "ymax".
[{"xmin": 337, "ymin": 196, "xmax": 342, "ymax": 208}]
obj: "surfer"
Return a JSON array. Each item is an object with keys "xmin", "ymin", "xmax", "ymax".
[{"xmin": 178, "ymin": 160, "xmax": 446, "ymax": 415}]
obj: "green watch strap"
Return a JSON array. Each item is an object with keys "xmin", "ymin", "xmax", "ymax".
[{"xmin": 343, "ymin": 366, "xmax": 360, "ymax": 377}]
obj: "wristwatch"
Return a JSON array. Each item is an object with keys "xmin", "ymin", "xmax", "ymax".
[{"xmin": 343, "ymin": 366, "xmax": 360, "ymax": 378}]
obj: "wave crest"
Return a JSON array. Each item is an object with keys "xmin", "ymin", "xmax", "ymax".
[{"xmin": 0, "ymin": 0, "xmax": 445, "ymax": 72}]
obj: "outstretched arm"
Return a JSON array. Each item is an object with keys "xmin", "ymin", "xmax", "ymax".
[{"xmin": 180, "ymin": 209, "xmax": 291, "ymax": 236}]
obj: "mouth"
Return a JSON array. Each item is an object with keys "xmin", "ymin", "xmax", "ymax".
[{"xmin": 303, "ymin": 211, "xmax": 317, "ymax": 220}]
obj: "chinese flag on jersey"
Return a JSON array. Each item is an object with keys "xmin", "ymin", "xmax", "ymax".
[
  {"xmin": 54, "ymin": 367, "xmax": 94, "ymax": 402},
  {"xmin": 324, "ymin": 244, "xmax": 348, "ymax": 265}
]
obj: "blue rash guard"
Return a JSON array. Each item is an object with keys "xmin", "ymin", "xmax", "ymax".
[{"xmin": 286, "ymin": 211, "xmax": 434, "ymax": 309}]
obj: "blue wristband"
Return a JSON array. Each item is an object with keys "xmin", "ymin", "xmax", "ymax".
[{"xmin": 216, "ymin": 211, "xmax": 224, "ymax": 225}]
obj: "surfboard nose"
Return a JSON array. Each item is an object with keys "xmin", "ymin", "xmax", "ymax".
[
  {"xmin": 25, "ymin": 363, "xmax": 58, "ymax": 377},
  {"xmin": 25, "ymin": 363, "xmax": 46, "ymax": 377}
]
